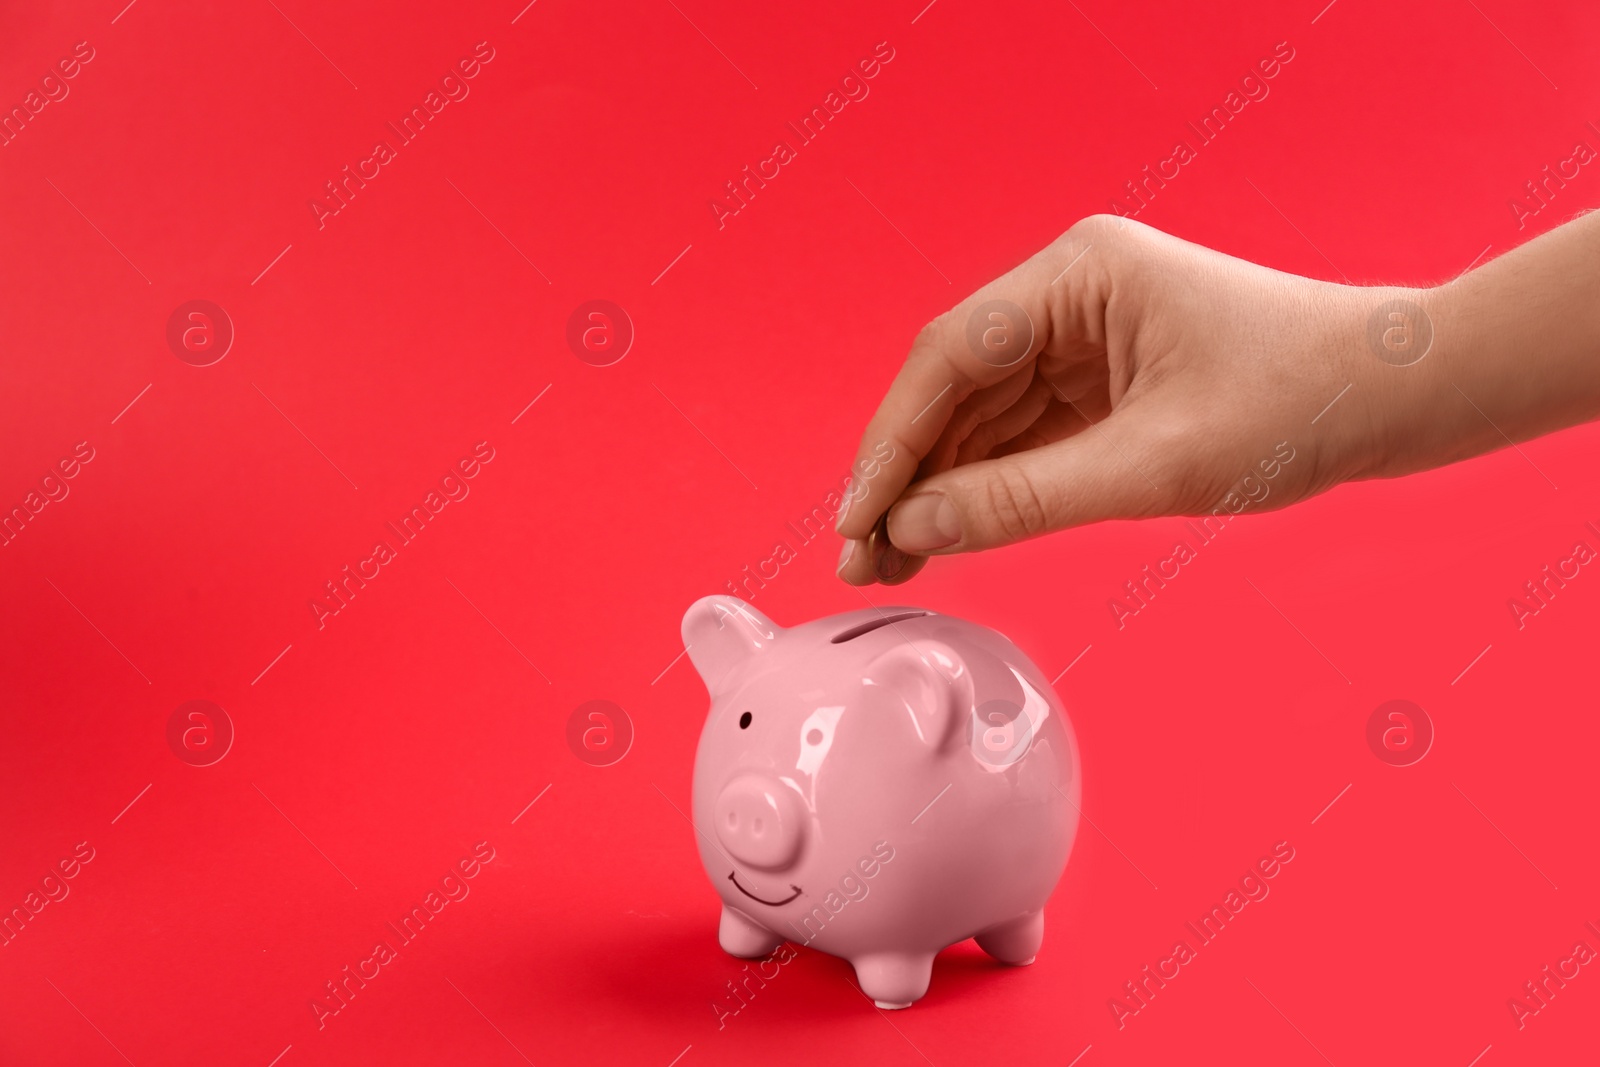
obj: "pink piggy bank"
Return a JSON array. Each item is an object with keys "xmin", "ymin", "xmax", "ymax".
[{"xmin": 683, "ymin": 595, "xmax": 1080, "ymax": 1008}]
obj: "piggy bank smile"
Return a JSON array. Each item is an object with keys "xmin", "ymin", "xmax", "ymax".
[
  {"xmin": 726, "ymin": 872, "xmax": 801, "ymax": 906},
  {"xmin": 683, "ymin": 595, "xmax": 1080, "ymax": 1009}
]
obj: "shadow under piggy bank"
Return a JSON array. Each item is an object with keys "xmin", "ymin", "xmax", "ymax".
[{"xmin": 682, "ymin": 595, "xmax": 1081, "ymax": 1009}]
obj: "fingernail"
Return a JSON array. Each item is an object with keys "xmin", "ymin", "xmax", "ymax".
[
  {"xmin": 889, "ymin": 492, "xmax": 961, "ymax": 552},
  {"xmin": 836, "ymin": 539, "xmax": 856, "ymax": 577},
  {"xmin": 835, "ymin": 481, "xmax": 856, "ymax": 531}
]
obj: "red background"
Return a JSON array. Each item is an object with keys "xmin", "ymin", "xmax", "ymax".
[{"xmin": 3, "ymin": 0, "xmax": 1599, "ymax": 1064}]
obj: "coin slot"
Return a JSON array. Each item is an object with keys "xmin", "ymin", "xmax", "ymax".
[{"xmin": 829, "ymin": 611, "xmax": 928, "ymax": 643}]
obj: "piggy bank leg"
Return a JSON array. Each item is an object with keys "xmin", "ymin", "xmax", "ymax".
[
  {"xmin": 975, "ymin": 911, "xmax": 1044, "ymax": 965},
  {"xmin": 852, "ymin": 952, "xmax": 935, "ymax": 1009},
  {"xmin": 719, "ymin": 905, "xmax": 783, "ymax": 958}
]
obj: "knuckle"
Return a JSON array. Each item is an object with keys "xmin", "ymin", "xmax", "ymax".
[
  {"xmin": 907, "ymin": 314, "xmax": 953, "ymax": 366},
  {"xmin": 1064, "ymin": 213, "xmax": 1120, "ymax": 245},
  {"xmin": 1063, "ymin": 212, "xmax": 1149, "ymax": 254},
  {"xmin": 979, "ymin": 464, "xmax": 1054, "ymax": 543},
  {"xmin": 911, "ymin": 318, "xmax": 941, "ymax": 350}
]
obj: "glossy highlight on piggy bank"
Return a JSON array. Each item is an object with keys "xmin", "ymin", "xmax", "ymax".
[{"xmin": 683, "ymin": 596, "xmax": 1080, "ymax": 1008}]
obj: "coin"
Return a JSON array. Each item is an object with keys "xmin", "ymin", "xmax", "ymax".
[{"xmin": 869, "ymin": 513, "xmax": 914, "ymax": 584}]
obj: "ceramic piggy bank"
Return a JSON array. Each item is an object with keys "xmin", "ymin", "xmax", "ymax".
[{"xmin": 683, "ymin": 595, "xmax": 1080, "ymax": 1008}]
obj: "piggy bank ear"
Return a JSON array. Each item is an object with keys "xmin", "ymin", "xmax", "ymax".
[
  {"xmin": 682, "ymin": 596, "xmax": 781, "ymax": 695},
  {"xmin": 867, "ymin": 640, "xmax": 972, "ymax": 751}
]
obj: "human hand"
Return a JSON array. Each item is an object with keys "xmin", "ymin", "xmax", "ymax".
[{"xmin": 835, "ymin": 214, "xmax": 1462, "ymax": 585}]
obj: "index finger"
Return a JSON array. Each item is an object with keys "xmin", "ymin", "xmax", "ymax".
[{"xmin": 834, "ymin": 226, "xmax": 1101, "ymax": 541}]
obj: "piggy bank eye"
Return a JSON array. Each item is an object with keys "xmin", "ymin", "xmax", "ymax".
[{"xmin": 739, "ymin": 712, "xmax": 752, "ymax": 729}]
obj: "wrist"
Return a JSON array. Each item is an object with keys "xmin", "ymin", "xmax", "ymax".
[{"xmin": 1317, "ymin": 284, "xmax": 1448, "ymax": 485}]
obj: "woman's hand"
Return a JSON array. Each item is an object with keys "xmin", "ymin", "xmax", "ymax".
[
  {"xmin": 835, "ymin": 215, "xmax": 1392, "ymax": 583},
  {"xmin": 835, "ymin": 211, "xmax": 1600, "ymax": 585}
]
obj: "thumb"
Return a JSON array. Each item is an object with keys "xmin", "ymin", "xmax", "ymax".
[{"xmin": 883, "ymin": 408, "xmax": 1170, "ymax": 553}]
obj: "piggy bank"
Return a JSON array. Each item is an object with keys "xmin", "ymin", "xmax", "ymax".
[{"xmin": 683, "ymin": 595, "xmax": 1080, "ymax": 1008}]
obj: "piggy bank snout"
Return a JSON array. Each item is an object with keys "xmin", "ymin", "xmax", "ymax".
[{"xmin": 713, "ymin": 775, "xmax": 806, "ymax": 871}]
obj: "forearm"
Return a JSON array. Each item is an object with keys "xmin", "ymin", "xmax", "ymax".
[{"xmin": 1363, "ymin": 211, "xmax": 1600, "ymax": 480}]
